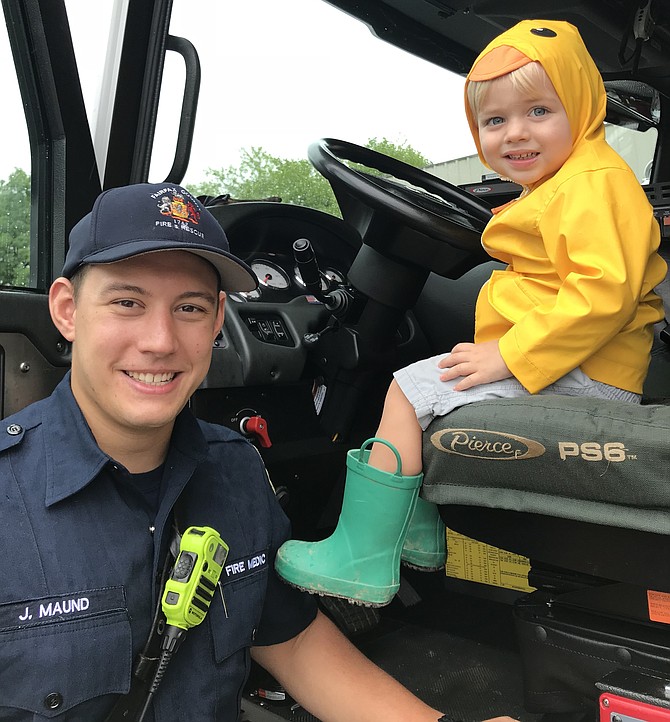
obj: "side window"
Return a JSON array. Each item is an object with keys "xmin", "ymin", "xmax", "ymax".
[
  {"xmin": 605, "ymin": 126, "xmax": 657, "ymax": 184},
  {"xmin": 604, "ymin": 80, "xmax": 660, "ymax": 184},
  {"xmin": 0, "ymin": 15, "xmax": 31, "ymax": 288}
]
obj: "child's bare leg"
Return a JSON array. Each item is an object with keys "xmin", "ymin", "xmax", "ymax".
[
  {"xmin": 368, "ymin": 379, "xmax": 446, "ymax": 572},
  {"xmin": 369, "ymin": 380, "xmax": 423, "ymax": 475},
  {"xmin": 275, "ymin": 381, "xmax": 440, "ymax": 605}
]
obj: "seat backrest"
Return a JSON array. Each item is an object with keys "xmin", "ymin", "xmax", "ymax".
[
  {"xmin": 644, "ymin": 240, "xmax": 670, "ymax": 398},
  {"xmin": 0, "ymin": 291, "xmax": 69, "ymax": 419}
]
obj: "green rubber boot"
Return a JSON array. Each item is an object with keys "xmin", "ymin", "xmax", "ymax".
[
  {"xmin": 400, "ymin": 496, "xmax": 447, "ymax": 571},
  {"xmin": 275, "ymin": 438, "xmax": 423, "ymax": 607}
]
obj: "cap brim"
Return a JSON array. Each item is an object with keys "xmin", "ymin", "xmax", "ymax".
[{"xmin": 77, "ymin": 241, "xmax": 258, "ymax": 292}]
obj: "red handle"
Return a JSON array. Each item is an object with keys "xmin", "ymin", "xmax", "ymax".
[{"xmin": 242, "ymin": 415, "xmax": 272, "ymax": 448}]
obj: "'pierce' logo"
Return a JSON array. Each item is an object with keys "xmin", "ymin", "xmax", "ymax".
[{"xmin": 430, "ymin": 428, "xmax": 545, "ymax": 460}]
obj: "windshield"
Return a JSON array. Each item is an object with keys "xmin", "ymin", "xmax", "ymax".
[
  {"xmin": 0, "ymin": 0, "xmax": 661, "ymax": 289},
  {"xmin": 150, "ymin": 0, "xmax": 475, "ymax": 200}
]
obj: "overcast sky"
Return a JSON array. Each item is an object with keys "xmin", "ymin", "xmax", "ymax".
[{"xmin": 2, "ymin": 0, "xmax": 478, "ymax": 184}]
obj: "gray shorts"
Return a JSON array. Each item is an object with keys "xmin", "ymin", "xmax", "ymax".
[{"xmin": 394, "ymin": 353, "xmax": 641, "ymax": 431}]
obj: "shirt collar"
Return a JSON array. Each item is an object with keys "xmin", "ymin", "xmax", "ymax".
[{"xmin": 43, "ymin": 373, "xmax": 209, "ymax": 507}]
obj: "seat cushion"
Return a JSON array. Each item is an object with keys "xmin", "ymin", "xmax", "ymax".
[{"xmin": 422, "ymin": 395, "xmax": 670, "ymax": 534}]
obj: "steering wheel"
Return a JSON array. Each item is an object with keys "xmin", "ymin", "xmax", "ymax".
[{"xmin": 308, "ymin": 138, "xmax": 493, "ymax": 255}]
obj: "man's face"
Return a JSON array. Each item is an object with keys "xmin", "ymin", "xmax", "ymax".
[
  {"xmin": 57, "ymin": 251, "xmax": 224, "ymax": 445},
  {"xmin": 477, "ymin": 66, "xmax": 572, "ymax": 187}
]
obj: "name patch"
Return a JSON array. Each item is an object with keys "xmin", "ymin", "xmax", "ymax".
[
  {"xmin": 222, "ymin": 550, "xmax": 269, "ymax": 584},
  {"xmin": 0, "ymin": 586, "xmax": 126, "ymax": 632}
]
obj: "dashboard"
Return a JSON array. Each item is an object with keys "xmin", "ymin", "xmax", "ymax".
[
  {"xmin": 202, "ymin": 201, "xmax": 362, "ymax": 388},
  {"xmin": 207, "ymin": 201, "xmax": 360, "ymax": 303}
]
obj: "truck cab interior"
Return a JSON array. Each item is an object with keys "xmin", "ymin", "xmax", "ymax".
[{"xmin": 1, "ymin": 0, "xmax": 669, "ymax": 720}]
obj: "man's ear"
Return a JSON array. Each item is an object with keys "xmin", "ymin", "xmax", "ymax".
[
  {"xmin": 213, "ymin": 291, "xmax": 226, "ymax": 341},
  {"xmin": 49, "ymin": 277, "xmax": 77, "ymax": 342}
]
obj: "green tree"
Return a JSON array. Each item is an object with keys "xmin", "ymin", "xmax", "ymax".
[
  {"xmin": 189, "ymin": 137, "xmax": 431, "ymax": 217},
  {"xmin": 0, "ymin": 169, "xmax": 31, "ymax": 287},
  {"xmin": 192, "ymin": 147, "xmax": 339, "ymax": 215},
  {"xmin": 366, "ymin": 137, "xmax": 431, "ymax": 170}
]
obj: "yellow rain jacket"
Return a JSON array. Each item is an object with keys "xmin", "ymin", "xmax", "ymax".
[{"xmin": 464, "ymin": 19, "xmax": 666, "ymax": 394}]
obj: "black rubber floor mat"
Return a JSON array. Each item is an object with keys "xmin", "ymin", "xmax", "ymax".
[
  {"xmin": 359, "ymin": 622, "xmax": 537, "ymax": 721},
  {"xmin": 243, "ymin": 622, "xmax": 538, "ymax": 721}
]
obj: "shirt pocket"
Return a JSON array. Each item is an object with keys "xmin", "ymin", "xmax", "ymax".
[
  {"xmin": 210, "ymin": 567, "xmax": 267, "ymax": 662},
  {"xmin": 0, "ymin": 587, "xmax": 132, "ymax": 719}
]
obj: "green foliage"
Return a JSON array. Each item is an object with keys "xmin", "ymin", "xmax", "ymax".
[
  {"xmin": 190, "ymin": 147, "xmax": 339, "ymax": 216},
  {"xmin": 0, "ymin": 169, "xmax": 31, "ymax": 287},
  {"xmin": 190, "ymin": 137, "xmax": 431, "ymax": 217},
  {"xmin": 0, "ymin": 139, "xmax": 431, "ymax": 284},
  {"xmin": 366, "ymin": 137, "xmax": 432, "ymax": 170}
]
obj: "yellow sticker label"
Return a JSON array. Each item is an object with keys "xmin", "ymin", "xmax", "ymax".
[{"xmin": 446, "ymin": 529, "xmax": 535, "ymax": 593}]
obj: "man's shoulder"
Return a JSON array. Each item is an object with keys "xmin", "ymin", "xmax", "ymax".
[
  {"xmin": 196, "ymin": 418, "xmax": 247, "ymax": 445},
  {"xmin": 0, "ymin": 398, "xmax": 47, "ymax": 455},
  {"xmin": 193, "ymin": 419, "xmax": 274, "ymax": 494},
  {"xmin": 195, "ymin": 418, "xmax": 262, "ymax": 462}
]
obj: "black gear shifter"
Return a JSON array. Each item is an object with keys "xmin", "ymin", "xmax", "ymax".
[
  {"xmin": 293, "ymin": 238, "xmax": 326, "ymax": 301},
  {"xmin": 292, "ymin": 237, "xmax": 351, "ymax": 322}
]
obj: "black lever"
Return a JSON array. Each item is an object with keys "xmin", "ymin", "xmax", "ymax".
[
  {"xmin": 292, "ymin": 238, "xmax": 351, "ymax": 319},
  {"xmin": 293, "ymin": 238, "xmax": 325, "ymax": 300}
]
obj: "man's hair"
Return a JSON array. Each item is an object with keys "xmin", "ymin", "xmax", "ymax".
[
  {"xmin": 69, "ymin": 264, "xmax": 91, "ymax": 300},
  {"xmin": 467, "ymin": 61, "xmax": 549, "ymax": 119}
]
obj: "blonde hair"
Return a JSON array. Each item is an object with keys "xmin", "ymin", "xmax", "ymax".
[{"xmin": 467, "ymin": 61, "xmax": 549, "ymax": 119}]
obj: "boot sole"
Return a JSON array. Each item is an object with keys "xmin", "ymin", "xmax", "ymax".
[
  {"xmin": 280, "ymin": 577, "xmax": 394, "ymax": 608},
  {"xmin": 401, "ymin": 560, "xmax": 446, "ymax": 572}
]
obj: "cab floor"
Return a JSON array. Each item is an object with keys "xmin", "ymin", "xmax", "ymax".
[{"xmin": 242, "ymin": 574, "xmax": 541, "ymax": 722}]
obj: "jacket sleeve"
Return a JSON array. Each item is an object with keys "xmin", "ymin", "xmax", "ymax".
[{"xmin": 498, "ymin": 167, "xmax": 662, "ymax": 392}]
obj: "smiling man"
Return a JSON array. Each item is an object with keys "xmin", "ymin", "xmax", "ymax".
[
  {"xmin": 0, "ymin": 183, "xmax": 511, "ymax": 722},
  {"xmin": 54, "ymin": 251, "xmax": 225, "ymax": 473}
]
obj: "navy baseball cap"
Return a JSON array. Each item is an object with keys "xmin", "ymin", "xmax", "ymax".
[{"xmin": 63, "ymin": 183, "xmax": 258, "ymax": 292}]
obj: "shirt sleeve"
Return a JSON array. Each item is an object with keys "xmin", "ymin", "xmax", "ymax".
[
  {"xmin": 252, "ymin": 465, "xmax": 318, "ymax": 647},
  {"xmin": 498, "ymin": 167, "xmax": 661, "ymax": 392}
]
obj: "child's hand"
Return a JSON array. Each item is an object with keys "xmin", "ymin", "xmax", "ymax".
[{"xmin": 438, "ymin": 340, "xmax": 513, "ymax": 391}]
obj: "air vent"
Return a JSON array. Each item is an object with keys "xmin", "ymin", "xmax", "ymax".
[{"xmin": 644, "ymin": 182, "xmax": 670, "ymax": 207}]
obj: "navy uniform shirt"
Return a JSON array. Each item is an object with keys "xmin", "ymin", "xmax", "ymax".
[{"xmin": 0, "ymin": 374, "xmax": 317, "ymax": 720}]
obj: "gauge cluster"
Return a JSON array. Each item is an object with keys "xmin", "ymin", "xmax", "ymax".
[
  {"xmin": 202, "ymin": 200, "xmax": 361, "ymax": 385},
  {"xmin": 230, "ymin": 253, "xmax": 346, "ymax": 304}
]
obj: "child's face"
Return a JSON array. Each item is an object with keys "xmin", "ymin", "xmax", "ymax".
[{"xmin": 476, "ymin": 67, "xmax": 572, "ymax": 187}]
